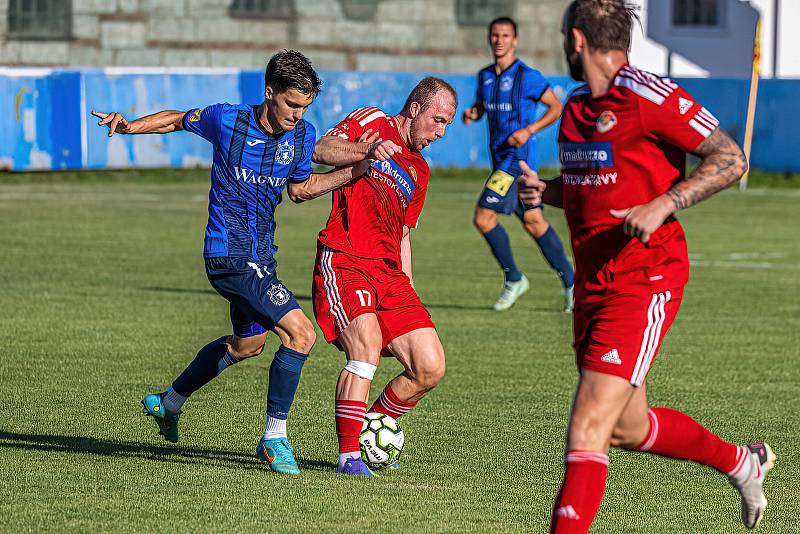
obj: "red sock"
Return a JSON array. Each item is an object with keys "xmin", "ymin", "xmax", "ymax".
[
  {"xmin": 370, "ymin": 383, "xmax": 417, "ymax": 419},
  {"xmin": 335, "ymin": 400, "xmax": 367, "ymax": 453},
  {"xmin": 550, "ymin": 451, "xmax": 608, "ymax": 534},
  {"xmin": 633, "ymin": 407, "xmax": 741, "ymax": 474}
]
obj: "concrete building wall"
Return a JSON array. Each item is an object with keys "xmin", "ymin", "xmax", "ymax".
[
  {"xmin": 630, "ymin": 0, "xmax": 800, "ymax": 78},
  {"xmin": 0, "ymin": 0, "xmax": 570, "ymax": 74}
]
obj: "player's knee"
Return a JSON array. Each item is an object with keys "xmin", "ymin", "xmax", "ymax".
[
  {"xmin": 610, "ymin": 431, "xmax": 640, "ymax": 450},
  {"xmin": 568, "ymin": 413, "xmax": 610, "ymax": 450},
  {"xmin": 523, "ymin": 216, "xmax": 548, "ymax": 238},
  {"xmin": 413, "ymin": 352, "xmax": 446, "ymax": 391},
  {"xmin": 473, "ymin": 210, "xmax": 495, "ymax": 233},
  {"xmin": 287, "ymin": 322, "xmax": 316, "ymax": 354},
  {"xmin": 230, "ymin": 340, "xmax": 265, "ymax": 359}
]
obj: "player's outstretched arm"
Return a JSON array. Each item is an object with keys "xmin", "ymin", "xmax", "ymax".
[
  {"xmin": 91, "ymin": 110, "xmax": 185, "ymax": 136},
  {"xmin": 610, "ymin": 128, "xmax": 747, "ymax": 243},
  {"xmin": 313, "ymin": 136, "xmax": 401, "ymax": 167},
  {"xmin": 287, "ymin": 159, "xmax": 372, "ymax": 203}
]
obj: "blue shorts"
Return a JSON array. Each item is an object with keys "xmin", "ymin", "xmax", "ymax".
[
  {"xmin": 477, "ymin": 160, "xmax": 544, "ymax": 216},
  {"xmin": 205, "ymin": 257, "xmax": 301, "ymax": 338}
]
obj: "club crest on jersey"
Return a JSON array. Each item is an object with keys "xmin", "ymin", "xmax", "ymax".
[
  {"xmin": 500, "ymin": 76, "xmax": 513, "ymax": 91},
  {"xmin": 679, "ymin": 97, "xmax": 694, "ymax": 115},
  {"xmin": 275, "ymin": 140, "xmax": 294, "ymax": 165},
  {"xmin": 596, "ymin": 111, "xmax": 617, "ymax": 133},
  {"xmin": 188, "ymin": 108, "xmax": 203, "ymax": 122},
  {"xmin": 267, "ymin": 283, "xmax": 290, "ymax": 306},
  {"xmin": 409, "ymin": 166, "xmax": 418, "ymax": 183}
]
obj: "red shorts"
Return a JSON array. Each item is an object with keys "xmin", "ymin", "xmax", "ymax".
[
  {"xmin": 573, "ymin": 287, "xmax": 683, "ymax": 386},
  {"xmin": 312, "ymin": 244, "xmax": 435, "ymax": 347}
]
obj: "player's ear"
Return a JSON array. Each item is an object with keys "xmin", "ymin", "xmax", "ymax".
[
  {"xmin": 264, "ymin": 85, "xmax": 274, "ymax": 102},
  {"xmin": 572, "ymin": 28, "xmax": 585, "ymax": 53},
  {"xmin": 409, "ymin": 101, "xmax": 420, "ymax": 119}
]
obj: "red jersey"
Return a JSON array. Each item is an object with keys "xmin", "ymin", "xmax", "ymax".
[
  {"xmin": 318, "ymin": 107, "xmax": 430, "ymax": 265},
  {"xmin": 559, "ymin": 64, "xmax": 719, "ymax": 294}
]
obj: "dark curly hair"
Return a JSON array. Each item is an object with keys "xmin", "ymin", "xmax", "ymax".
[{"xmin": 264, "ymin": 49, "xmax": 322, "ymax": 96}]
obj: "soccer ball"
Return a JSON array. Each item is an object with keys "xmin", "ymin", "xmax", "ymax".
[{"xmin": 359, "ymin": 412, "xmax": 404, "ymax": 470}]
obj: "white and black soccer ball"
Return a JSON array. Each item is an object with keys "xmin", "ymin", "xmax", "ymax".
[{"xmin": 359, "ymin": 412, "xmax": 404, "ymax": 470}]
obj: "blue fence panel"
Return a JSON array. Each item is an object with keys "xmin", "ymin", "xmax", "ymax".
[
  {"xmin": 1, "ymin": 68, "xmax": 798, "ymax": 172},
  {"xmin": 83, "ymin": 69, "xmax": 242, "ymax": 169}
]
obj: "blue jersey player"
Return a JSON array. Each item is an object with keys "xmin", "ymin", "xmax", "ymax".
[
  {"xmin": 463, "ymin": 17, "xmax": 575, "ymax": 312},
  {"xmin": 92, "ymin": 51, "xmax": 367, "ymax": 474}
]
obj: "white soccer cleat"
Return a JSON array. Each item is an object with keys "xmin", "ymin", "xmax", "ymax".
[
  {"xmin": 562, "ymin": 285, "xmax": 574, "ymax": 313},
  {"xmin": 729, "ymin": 443, "xmax": 776, "ymax": 529},
  {"xmin": 493, "ymin": 274, "xmax": 530, "ymax": 311}
]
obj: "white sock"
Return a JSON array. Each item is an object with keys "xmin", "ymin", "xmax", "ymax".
[
  {"xmin": 162, "ymin": 387, "xmax": 187, "ymax": 413},
  {"xmin": 263, "ymin": 416, "xmax": 287, "ymax": 439},
  {"xmin": 338, "ymin": 451, "xmax": 360, "ymax": 469},
  {"xmin": 729, "ymin": 446, "xmax": 754, "ymax": 484}
]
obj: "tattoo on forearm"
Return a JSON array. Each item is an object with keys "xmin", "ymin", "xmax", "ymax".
[{"xmin": 665, "ymin": 128, "xmax": 747, "ymax": 211}]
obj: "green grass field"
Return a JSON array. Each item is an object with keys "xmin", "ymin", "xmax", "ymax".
[{"xmin": 1, "ymin": 169, "xmax": 798, "ymax": 533}]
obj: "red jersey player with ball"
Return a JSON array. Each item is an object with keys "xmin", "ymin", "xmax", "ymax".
[
  {"xmin": 519, "ymin": 1, "xmax": 775, "ymax": 532},
  {"xmin": 311, "ymin": 78, "xmax": 457, "ymax": 476}
]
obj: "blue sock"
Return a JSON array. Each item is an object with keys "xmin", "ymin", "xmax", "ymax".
[
  {"xmin": 534, "ymin": 226, "xmax": 575, "ymax": 288},
  {"xmin": 482, "ymin": 224, "xmax": 522, "ymax": 282},
  {"xmin": 172, "ymin": 336, "xmax": 239, "ymax": 396},
  {"xmin": 267, "ymin": 345, "xmax": 309, "ymax": 420}
]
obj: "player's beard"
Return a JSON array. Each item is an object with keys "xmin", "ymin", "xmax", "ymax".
[{"xmin": 566, "ymin": 49, "xmax": 585, "ymax": 82}]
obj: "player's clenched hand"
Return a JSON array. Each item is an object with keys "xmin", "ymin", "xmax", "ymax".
[
  {"xmin": 517, "ymin": 160, "xmax": 545, "ymax": 206},
  {"xmin": 506, "ymin": 127, "xmax": 531, "ymax": 148},
  {"xmin": 92, "ymin": 110, "xmax": 132, "ymax": 136},
  {"xmin": 367, "ymin": 139, "xmax": 402, "ymax": 162},
  {"xmin": 610, "ymin": 197, "xmax": 673, "ymax": 244},
  {"xmin": 462, "ymin": 107, "xmax": 480, "ymax": 125}
]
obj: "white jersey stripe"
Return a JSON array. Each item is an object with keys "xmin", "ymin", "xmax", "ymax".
[
  {"xmin": 697, "ymin": 108, "xmax": 719, "ymax": 126},
  {"xmin": 358, "ymin": 110, "xmax": 386, "ymax": 127},
  {"xmin": 324, "ymin": 248, "xmax": 350, "ymax": 331},
  {"xmin": 351, "ymin": 106, "xmax": 378, "ymax": 121},
  {"xmin": 347, "ymin": 107, "xmax": 371, "ymax": 121},
  {"xmin": 631, "ymin": 294, "xmax": 660, "ymax": 382},
  {"xmin": 319, "ymin": 249, "xmax": 345, "ymax": 330},
  {"xmin": 622, "ymin": 67, "xmax": 671, "ymax": 97},
  {"xmin": 320, "ymin": 247, "xmax": 350, "ymax": 331},
  {"xmin": 689, "ymin": 118, "xmax": 714, "ymax": 138},
  {"xmin": 633, "ymin": 291, "xmax": 671, "ymax": 386},
  {"xmin": 693, "ymin": 112, "xmax": 717, "ymax": 130},
  {"xmin": 619, "ymin": 72, "xmax": 669, "ymax": 98},
  {"xmin": 615, "ymin": 75, "xmax": 666, "ymax": 105}
]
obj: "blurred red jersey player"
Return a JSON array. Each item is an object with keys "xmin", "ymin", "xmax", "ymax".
[
  {"xmin": 311, "ymin": 77, "xmax": 457, "ymax": 475},
  {"xmin": 519, "ymin": 1, "xmax": 776, "ymax": 532}
]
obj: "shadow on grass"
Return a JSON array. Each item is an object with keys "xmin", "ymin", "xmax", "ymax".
[
  {"xmin": 143, "ymin": 286, "xmax": 312, "ymax": 302},
  {"xmin": 0, "ymin": 431, "xmax": 335, "ymax": 471}
]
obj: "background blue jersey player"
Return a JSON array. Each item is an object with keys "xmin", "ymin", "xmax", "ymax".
[
  {"xmin": 463, "ymin": 17, "xmax": 575, "ymax": 312},
  {"xmin": 93, "ymin": 50, "xmax": 367, "ymax": 475}
]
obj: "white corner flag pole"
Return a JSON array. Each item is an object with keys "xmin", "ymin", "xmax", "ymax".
[{"xmin": 740, "ymin": 19, "xmax": 762, "ymax": 192}]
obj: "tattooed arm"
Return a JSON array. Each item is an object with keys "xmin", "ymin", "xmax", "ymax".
[{"xmin": 609, "ymin": 127, "xmax": 748, "ymax": 243}]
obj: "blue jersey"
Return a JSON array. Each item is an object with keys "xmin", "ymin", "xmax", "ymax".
[
  {"xmin": 182, "ymin": 103, "xmax": 315, "ymax": 268},
  {"xmin": 475, "ymin": 59, "xmax": 550, "ymax": 172}
]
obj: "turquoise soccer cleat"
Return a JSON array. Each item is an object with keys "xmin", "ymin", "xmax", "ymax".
[
  {"xmin": 493, "ymin": 274, "xmax": 530, "ymax": 311},
  {"xmin": 141, "ymin": 393, "xmax": 181, "ymax": 443},
  {"xmin": 256, "ymin": 437, "xmax": 301, "ymax": 475}
]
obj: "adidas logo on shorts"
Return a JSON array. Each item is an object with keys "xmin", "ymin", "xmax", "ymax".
[{"xmin": 600, "ymin": 349, "xmax": 622, "ymax": 365}]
